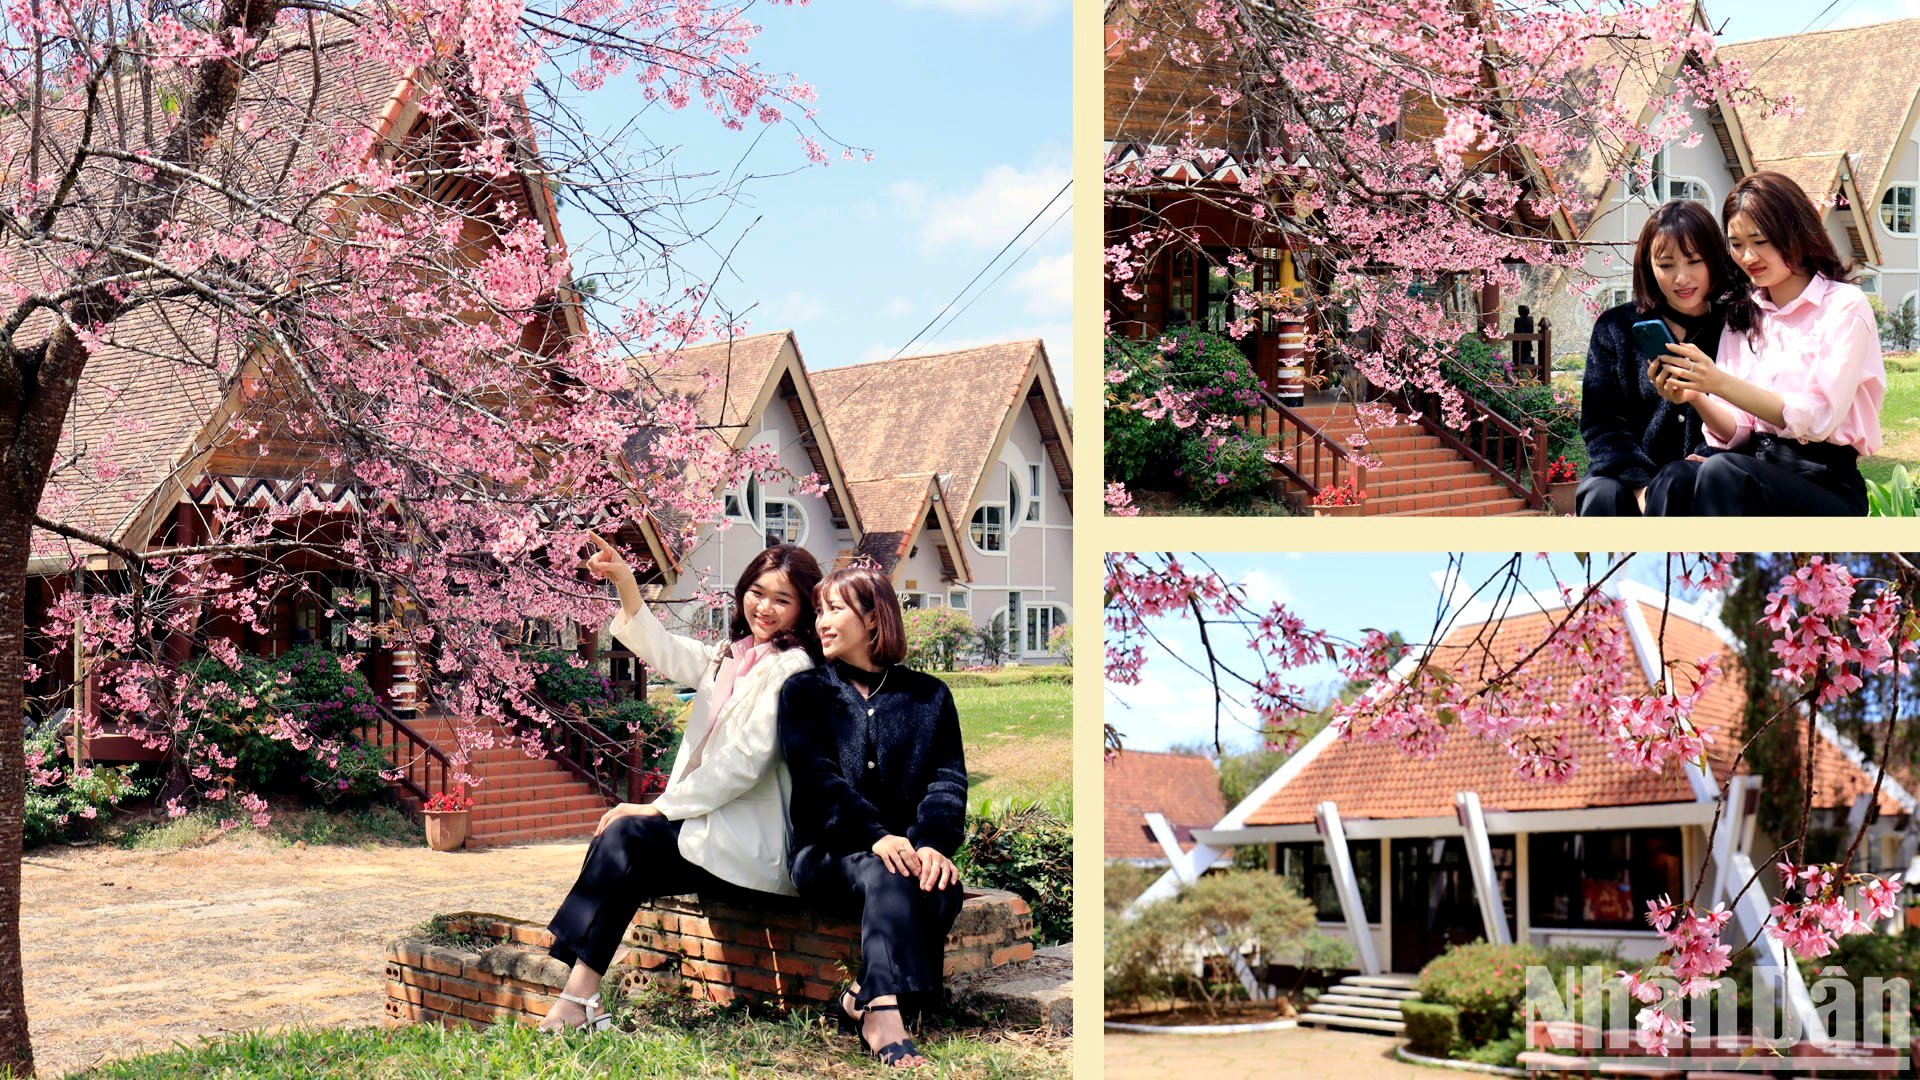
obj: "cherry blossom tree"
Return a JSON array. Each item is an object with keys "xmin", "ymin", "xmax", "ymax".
[
  {"xmin": 1103, "ymin": 0, "xmax": 1779, "ymax": 502},
  {"xmin": 1106, "ymin": 551, "xmax": 1914, "ymax": 1053},
  {"xmin": 0, "ymin": 1, "xmax": 850, "ymax": 1071}
]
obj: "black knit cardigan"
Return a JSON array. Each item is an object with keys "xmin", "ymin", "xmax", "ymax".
[
  {"xmin": 777, "ymin": 662, "xmax": 969, "ymax": 893},
  {"xmin": 1580, "ymin": 301, "xmax": 1712, "ymax": 486}
]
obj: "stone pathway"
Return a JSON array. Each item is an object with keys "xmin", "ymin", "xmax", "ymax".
[
  {"xmin": 21, "ymin": 836, "xmax": 586, "ymax": 1076},
  {"xmin": 1104, "ymin": 1025, "xmax": 1430, "ymax": 1079}
]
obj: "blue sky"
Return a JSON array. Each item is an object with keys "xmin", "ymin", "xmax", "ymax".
[
  {"xmin": 1108, "ymin": 553, "xmax": 1718, "ymax": 755},
  {"xmin": 551, "ymin": 1, "xmax": 1071, "ymax": 400},
  {"xmin": 1713, "ymin": 0, "xmax": 1920, "ymax": 41}
]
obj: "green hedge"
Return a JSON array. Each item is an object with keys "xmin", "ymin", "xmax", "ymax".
[
  {"xmin": 937, "ymin": 667, "xmax": 1072, "ymax": 688},
  {"xmin": 1416, "ymin": 941, "xmax": 1543, "ymax": 1047},
  {"xmin": 1401, "ymin": 1000, "xmax": 1460, "ymax": 1058},
  {"xmin": 1106, "ymin": 329, "xmax": 1271, "ymax": 508}
]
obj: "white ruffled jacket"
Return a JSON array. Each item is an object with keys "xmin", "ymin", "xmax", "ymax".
[{"xmin": 610, "ymin": 602, "xmax": 812, "ymax": 896}]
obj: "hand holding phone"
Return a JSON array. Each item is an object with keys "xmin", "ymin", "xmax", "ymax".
[{"xmin": 1630, "ymin": 318, "xmax": 1676, "ymax": 362}]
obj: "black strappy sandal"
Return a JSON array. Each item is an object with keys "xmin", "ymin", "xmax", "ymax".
[
  {"xmin": 835, "ymin": 987, "xmax": 863, "ymax": 1035},
  {"xmin": 860, "ymin": 1003, "xmax": 926, "ymax": 1069}
]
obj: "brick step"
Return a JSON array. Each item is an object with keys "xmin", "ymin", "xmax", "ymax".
[
  {"xmin": 1361, "ymin": 487, "xmax": 1517, "ymax": 514},
  {"xmin": 467, "ymin": 807, "xmax": 607, "ymax": 836},
  {"xmin": 475, "ymin": 824, "xmax": 598, "ymax": 846},
  {"xmin": 1356, "ymin": 460, "xmax": 1490, "ymax": 484},
  {"xmin": 1377, "ymin": 495, "xmax": 1532, "ymax": 516},
  {"xmin": 468, "ymin": 793, "xmax": 609, "ymax": 817},
  {"xmin": 466, "ymin": 778, "xmax": 609, "ymax": 802},
  {"xmin": 1361, "ymin": 473, "xmax": 1512, "ymax": 499}
]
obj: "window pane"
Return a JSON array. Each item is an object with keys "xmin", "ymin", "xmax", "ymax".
[{"xmin": 1528, "ymin": 828, "xmax": 1682, "ymax": 930}]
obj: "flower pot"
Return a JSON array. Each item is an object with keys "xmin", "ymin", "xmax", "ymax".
[
  {"xmin": 1547, "ymin": 480, "xmax": 1580, "ymax": 516},
  {"xmin": 423, "ymin": 809, "xmax": 471, "ymax": 851},
  {"xmin": 1312, "ymin": 503, "xmax": 1364, "ymax": 518}
]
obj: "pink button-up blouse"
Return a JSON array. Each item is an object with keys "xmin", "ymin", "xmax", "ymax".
[{"xmin": 1705, "ymin": 274, "xmax": 1885, "ymax": 455}]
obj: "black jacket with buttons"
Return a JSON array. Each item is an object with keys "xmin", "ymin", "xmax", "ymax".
[
  {"xmin": 1581, "ymin": 302, "xmax": 1712, "ymax": 486},
  {"xmin": 777, "ymin": 662, "xmax": 969, "ymax": 894}
]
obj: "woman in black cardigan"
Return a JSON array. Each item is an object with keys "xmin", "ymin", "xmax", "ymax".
[
  {"xmin": 1577, "ymin": 199, "xmax": 1736, "ymax": 515},
  {"xmin": 778, "ymin": 564, "xmax": 968, "ymax": 1069}
]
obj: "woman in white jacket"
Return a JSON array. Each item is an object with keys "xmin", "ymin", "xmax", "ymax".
[{"xmin": 539, "ymin": 533, "xmax": 822, "ymax": 1032}]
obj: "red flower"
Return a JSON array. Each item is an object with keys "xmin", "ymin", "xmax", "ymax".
[
  {"xmin": 424, "ymin": 791, "xmax": 473, "ymax": 813},
  {"xmin": 1546, "ymin": 456, "xmax": 1578, "ymax": 484}
]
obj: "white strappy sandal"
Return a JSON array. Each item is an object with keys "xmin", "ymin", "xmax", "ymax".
[{"xmin": 543, "ymin": 990, "xmax": 614, "ymax": 1033}]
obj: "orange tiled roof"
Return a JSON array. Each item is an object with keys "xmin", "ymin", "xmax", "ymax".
[
  {"xmin": 1246, "ymin": 600, "xmax": 1904, "ymax": 826},
  {"xmin": 810, "ymin": 341, "xmax": 1053, "ymax": 516},
  {"xmin": 1106, "ymin": 749, "xmax": 1228, "ymax": 861},
  {"xmin": 1721, "ymin": 20, "xmax": 1920, "ymax": 201}
]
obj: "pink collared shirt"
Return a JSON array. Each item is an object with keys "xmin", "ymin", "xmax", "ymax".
[{"xmin": 1706, "ymin": 274, "xmax": 1885, "ymax": 455}]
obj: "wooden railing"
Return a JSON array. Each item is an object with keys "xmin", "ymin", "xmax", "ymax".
[
  {"xmin": 359, "ymin": 699, "xmax": 454, "ymax": 810},
  {"xmin": 1380, "ymin": 380, "xmax": 1548, "ymax": 509},
  {"xmin": 521, "ymin": 696, "xmax": 659, "ymax": 806},
  {"xmin": 1239, "ymin": 387, "xmax": 1368, "ymax": 508}
]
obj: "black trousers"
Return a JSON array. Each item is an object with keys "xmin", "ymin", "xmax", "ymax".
[
  {"xmin": 1574, "ymin": 475, "xmax": 1644, "ymax": 516},
  {"xmin": 799, "ymin": 851, "xmax": 965, "ymax": 1009},
  {"xmin": 547, "ymin": 814, "xmax": 746, "ymax": 975},
  {"xmin": 1650, "ymin": 436, "xmax": 1867, "ymax": 516}
]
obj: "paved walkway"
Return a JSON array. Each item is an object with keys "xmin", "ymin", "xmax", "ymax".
[
  {"xmin": 1105, "ymin": 1025, "xmax": 1430, "ymax": 1079},
  {"xmin": 21, "ymin": 836, "xmax": 585, "ymax": 1076}
]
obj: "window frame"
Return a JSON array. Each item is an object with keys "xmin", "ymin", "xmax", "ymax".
[
  {"xmin": 1527, "ymin": 827, "xmax": 1685, "ymax": 931},
  {"xmin": 1880, "ymin": 184, "xmax": 1917, "ymax": 237},
  {"xmin": 1023, "ymin": 604, "xmax": 1067, "ymax": 655},
  {"xmin": 1025, "ymin": 463, "xmax": 1043, "ymax": 523},
  {"xmin": 760, "ymin": 497, "xmax": 807, "ymax": 547},
  {"xmin": 1276, "ymin": 840, "xmax": 1382, "ymax": 923},
  {"xmin": 969, "ymin": 503, "xmax": 1008, "ymax": 554}
]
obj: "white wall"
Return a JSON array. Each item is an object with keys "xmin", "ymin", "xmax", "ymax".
[
  {"xmin": 963, "ymin": 397, "xmax": 1073, "ymax": 664},
  {"xmin": 1870, "ymin": 133, "xmax": 1920, "ymax": 336}
]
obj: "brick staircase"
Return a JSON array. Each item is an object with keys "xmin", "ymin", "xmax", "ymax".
[
  {"xmin": 1273, "ymin": 403, "xmax": 1540, "ymax": 516},
  {"xmin": 397, "ymin": 711, "xmax": 613, "ymax": 845},
  {"xmin": 1298, "ymin": 973, "xmax": 1419, "ymax": 1035}
]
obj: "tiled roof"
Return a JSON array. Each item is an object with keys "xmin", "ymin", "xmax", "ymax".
[
  {"xmin": 1720, "ymin": 20, "xmax": 1920, "ymax": 200},
  {"xmin": 1105, "ymin": 749, "xmax": 1228, "ymax": 861},
  {"xmin": 1548, "ymin": 32, "xmax": 1674, "ymax": 236},
  {"xmin": 810, "ymin": 341, "xmax": 1055, "ymax": 516},
  {"xmin": 843, "ymin": 475, "xmax": 938, "ymax": 572},
  {"xmin": 1246, "ymin": 600, "xmax": 1902, "ymax": 826},
  {"xmin": 626, "ymin": 332, "xmax": 793, "ymax": 443},
  {"xmin": 1749, "ymin": 153, "xmax": 1843, "ymax": 207}
]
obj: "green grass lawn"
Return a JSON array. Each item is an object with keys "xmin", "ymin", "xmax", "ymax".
[
  {"xmin": 950, "ymin": 681, "xmax": 1072, "ymax": 817},
  {"xmin": 1861, "ymin": 351, "xmax": 1920, "ymax": 487},
  {"xmin": 68, "ymin": 994, "xmax": 1067, "ymax": 1079}
]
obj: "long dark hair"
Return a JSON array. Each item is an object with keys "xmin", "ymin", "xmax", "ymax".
[
  {"xmin": 726, "ymin": 544, "xmax": 823, "ymax": 663},
  {"xmin": 1721, "ymin": 171, "xmax": 1852, "ymax": 334},
  {"xmin": 1631, "ymin": 200, "xmax": 1740, "ymax": 317}
]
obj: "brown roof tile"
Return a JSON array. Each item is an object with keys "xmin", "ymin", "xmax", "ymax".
[
  {"xmin": 1246, "ymin": 600, "xmax": 1900, "ymax": 826},
  {"xmin": 1106, "ymin": 749, "xmax": 1228, "ymax": 861},
  {"xmin": 626, "ymin": 332, "xmax": 793, "ymax": 442},
  {"xmin": 1720, "ymin": 20, "xmax": 1920, "ymax": 199},
  {"xmin": 810, "ymin": 341, "xmax": 1051, "ymax": 515}
]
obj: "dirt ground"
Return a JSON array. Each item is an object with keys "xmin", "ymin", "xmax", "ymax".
[{"xmin": 20, "ymin": 836, "xmax": 587, "ymax": 1077}]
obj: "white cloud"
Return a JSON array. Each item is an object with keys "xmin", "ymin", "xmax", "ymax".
[
  {"xmin": 902, "ymin": 160, "xmax": 1070, "ymax": 254},
  {"xmin": 884, "ymin": 297, "xmax": 913, "ymax": 317},
  {"xmin": 772, "ymin": 291, "xmax": 824, "ymax": 324},
  {"xmin": 1011, "ymin": 251, "xmax": 1071, "ymax": 318},
  {"xmin": 1236, "ymin": 569, "xmax": 1294, "ymax": 613},
  {"xmin": 892, "ymin": 0, "xmax": 1068, "ymax": 23}
]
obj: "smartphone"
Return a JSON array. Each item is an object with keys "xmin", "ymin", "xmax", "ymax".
[{"xmin": 1631, "ymin": 319, "xmax": 1677, "ymax": 362}]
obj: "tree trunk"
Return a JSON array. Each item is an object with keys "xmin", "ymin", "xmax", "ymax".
[{"xmin": 0, "ymin": 508, "xmax": 35, "ymax": 1077}]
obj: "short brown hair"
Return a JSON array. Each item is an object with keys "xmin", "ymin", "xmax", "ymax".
[{"xmin": 815, "ymin": 565, "xmax": 907, "ymax": 667}]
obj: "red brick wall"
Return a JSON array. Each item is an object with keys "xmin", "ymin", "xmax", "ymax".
[{"xmin": 384, "ymin": 888, "xmax": 1034, "ymax": 1029}]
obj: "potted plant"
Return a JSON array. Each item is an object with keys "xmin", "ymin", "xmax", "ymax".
[
  {"xmin": 1545, "ymin": 456, "xmax": 1579, "ymax": 515},
  {"xmin": 1311, "ymin": 482, "xmax": 1364, "ymax": 518},
  {"xmin": 422, "ymin": 789, "xmax": 474, "ymax": 851}
]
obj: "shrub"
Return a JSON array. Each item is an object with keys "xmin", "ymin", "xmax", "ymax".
[
  {"xmin": 1104, "ymin": 870, "xmax": 1324, "ymax": 1017},
  {"xmin": 1105, "ymin": 861, "xmax": 1159, "ymax": 913},
  {"xmin": 1872, "ymin": 293, "xmax": 1919, "ymax": 352},
  {"xmin": 959, "ymin": 800, "xmax": 1071, "ymax": 946},
  {"xmin": 1401, "ymin": 1000, "xmax": 1461, "ymax": 1057},
  {"xmin": 1443, "ymin": 333, "xmax": 1582, "ymax": 469},
  {"xmin": 938, "ymin": 667, "xmax": 1071, "ymax": 688},
  {"xmin": 975, "ymin": 614, "xmax": 1010, "ymax": 667},
  {"xmin": 591, "ymin": 696, "xmax": 677, "ymax": 772},
  {"xmin": 1177, "ymin": 426, "xmax": 1270, "ymax": 508},
  {"xmin": 307, "ymin": 740, "xmax": 392, "ymax": 809},
  {"xmin": 279, "ymin": 644, "xmax": 379, "ymax": 740},
  {"xmin": 1868, "ymin": 464, "xmax": 1919, "ymax": 517},
  {"xmin": 903, "ymin": 607, "xmax": 978, "ymax": 672},
  {"xmin": 527, "ymin": 648, "xmax": 613, "ymax": 710},
  {"xmin": 1416, "ymin": 941, "xmax": 1544, "ymax": 1047},
  {"xmin": 180, "ymin": 653, "xmax": 306, "ymax": 791},
  {"xmin": 1046, "ymin": 623, "xmax": 1071, "ymax": 664},
  {"xmin": 1105, "ymin": 329, "xmax": 1270, "ymax": 506},
  {"xmin": 23, "ymin": 728, "xmax": 149, "ymax": 849}
]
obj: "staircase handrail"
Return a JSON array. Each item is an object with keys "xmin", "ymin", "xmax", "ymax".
[
  {"xmin": 1372, "ymin": 379, "xmax": 1548, "ymax": 509},
  {"xmin": 510, "ymin": 690, "xmax": 661, "ymax": 806},
  {"xmin": 1240, "ymin": 386, "xmax": 1370, "ymax": 508},
  {"xmin": 359, "ymin": 699, "xmax": 453, "ymax": 811}
]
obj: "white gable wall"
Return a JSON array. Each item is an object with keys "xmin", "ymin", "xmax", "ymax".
[
  {"xmin": 1869, "ymin": 132, "xmax": 1920, "ymax": 336},
  {"xmin": 964, "ymin": 397, "xmax": 1073, "ymax": 665}
]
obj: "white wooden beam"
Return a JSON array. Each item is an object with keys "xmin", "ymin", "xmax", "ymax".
[
  {"xmin": 1316, "ymin": 801, "xmax": 1381, "ymax": 975},
  {"xmin": 1455, "ymin": 792, "xmax": 1512, "ymax": 945}
]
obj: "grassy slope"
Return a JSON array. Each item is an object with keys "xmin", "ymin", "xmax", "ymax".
[
  {"xmin": 1861, "ymin": 352, "xmax": 1920, "ymax": 487},
  {"xmin": 951, "ymin": 682, "xmax": 1073, "ymax": 815}
]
